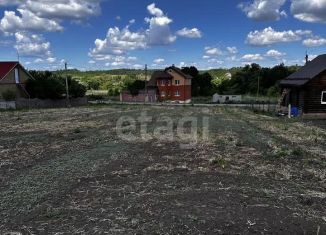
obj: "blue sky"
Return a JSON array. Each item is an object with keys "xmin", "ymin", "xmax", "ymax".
[{"xmin": 0, "ymin": 0, "xmax": 325, "ymax": 70}]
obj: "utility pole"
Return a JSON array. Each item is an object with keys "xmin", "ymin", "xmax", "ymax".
[
  {"xmin": 305, "ymin": 51, "xmax": 309, "ymax": 64},
  {"xmin": 256, "ymin": 75, "xmax": 260, "ymax": 99},
  {"xmin": 65, "ymin": 62, "xmax": 70, "ymax": 107},
  {"xmin": 16, "ymin": 50, "xmax": 20, "ymax": 62},
  {"xmin": 145, "ymin": 64, "xmax": 148, "ymax": 102}
]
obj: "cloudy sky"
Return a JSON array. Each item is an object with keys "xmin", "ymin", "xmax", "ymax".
[{"xmin": 0, "ymin": 0, "xmax": 325, "ymax": 70}]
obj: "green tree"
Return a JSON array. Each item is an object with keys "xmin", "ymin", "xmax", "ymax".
[{"xmin": 26, "ymin": 71, "xmax": 86, "ymax": 99}]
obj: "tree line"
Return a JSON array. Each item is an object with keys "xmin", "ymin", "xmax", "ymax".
[{"xmin": 181, "ymin": 63, "xmax": 299, "ymax": 97}]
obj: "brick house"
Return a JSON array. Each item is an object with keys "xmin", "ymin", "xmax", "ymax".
[
  {"xmin": 148, "ymin": 66, "xmax": 192, "ymax": 103},
  {"xmin": 0, "ymin": 61, "xmax": 32, "ymax": 99}
]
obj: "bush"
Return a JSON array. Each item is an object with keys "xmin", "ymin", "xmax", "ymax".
[
  {"xmin": 67, "ymin": 77, "xmax": 87, "ymax": 98},
  {"xmin": 126, "ymin": 80, "xmax": 145, "ymax": 96},
  {"xmin": 267, "ymin": 86, "xmax": 280, "ymax": 97},
  {"xmin": 2, "ymin": 90, "xmax": 16, "ymax": 101}
]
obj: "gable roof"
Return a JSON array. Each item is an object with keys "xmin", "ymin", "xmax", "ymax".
[
  {"xmin": 165, "ymin": 66, "xmax": 193, "ymax": 79},
  {"xmin": 280, "ymin": 54, "xmax": 326, "ymax": 87},
  {"xmin": 147, "ymin": 71, "xmax": 173, "ymax": 87},
  {"xmin": 147, "ymin": 66, "xmax": 193, "ymax": 87},
  {"xmin": 0, "ymin": 62, "xmax": 19, "ymax": 80}
]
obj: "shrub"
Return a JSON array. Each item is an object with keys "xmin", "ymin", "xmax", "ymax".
[
  {"xmin": 67, "ymin": 77, "xmax": 87, "ymax": 98},
  {"xmin": 126, "ymin": 80, "xmax": 146, "ymax": 96},
  {"xmin": 2, "ymin": 90, "xmax": 16, "ymax": 101},
  {"xmin": 267, "ymin": 86, "xmax": 280, "ymax": 97}
]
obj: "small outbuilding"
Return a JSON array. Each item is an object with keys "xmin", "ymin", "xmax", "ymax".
[
  {"xmin": 279, "ymin": 54, "xmax": 326, "ymax": 114},
  {"xmin": 0, "ymin": 61, "xmax": 32, "ymax": 99}
]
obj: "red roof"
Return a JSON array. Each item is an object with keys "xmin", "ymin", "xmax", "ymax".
[{"xmin": 0, "ymin": 62, "xmax": 19, "ymax": 80}]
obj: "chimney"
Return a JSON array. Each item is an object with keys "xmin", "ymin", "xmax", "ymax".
[{"xmin": 305, "ymin": 52, "xmax": 309, "ymax": 64}]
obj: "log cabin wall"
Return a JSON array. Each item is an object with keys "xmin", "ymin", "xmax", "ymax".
[{"xmin": 304, "ymin": 71, "xmax": 326, "ymax": 113}]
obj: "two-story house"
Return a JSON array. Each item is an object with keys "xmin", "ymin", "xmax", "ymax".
[{"xmin": 148, "ymin": 66, "xmax": 192, "ymax": 103}]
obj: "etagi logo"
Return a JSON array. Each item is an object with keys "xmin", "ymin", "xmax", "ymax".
[{"xmin": 116, "ymin": 110, "xmax": 210, "ymax": 149}]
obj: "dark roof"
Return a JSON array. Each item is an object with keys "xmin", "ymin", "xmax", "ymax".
[
  {"xmin": 0, "ymin": 62, "xmax": 18, "ymax": 80},
  {"xmin": 147, "ymin": 71, "xmax": 173, "ymax": 87},
  {"xmin": 280, "ymin": 54, "xmax": 326, "ymax": 87},
  {"xmin": 165, "ymin": 66, "xmax": 192, "ymax": 79},
  {"xmin": 147, "ymin": 66, "xmax": 193, "ymax": 87}
]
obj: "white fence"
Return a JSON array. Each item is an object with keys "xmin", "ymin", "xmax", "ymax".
[
  {"xmin": 212, "ymin": 94, "xmax": 242, "ymax": 103},
  {"xmin": 0, "ymin": 98, "xmax": 87, "ymax": 110},
  {"xmin": 0, "ymin": 101, "xmax": 16, "ymax": 109}
]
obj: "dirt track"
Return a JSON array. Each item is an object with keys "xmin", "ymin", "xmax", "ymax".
[{"xmin": 0, "ymin": 105, "xmax": 325, "ymax": 234}]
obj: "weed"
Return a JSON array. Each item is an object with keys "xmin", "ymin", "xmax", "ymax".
[
  {"xmin": 210, "ymin": 157, "xmax": 228, "ymax": 169},
  {"xmin": 74, "ymin": 128, "xmax": 82, "ymax": 134}
]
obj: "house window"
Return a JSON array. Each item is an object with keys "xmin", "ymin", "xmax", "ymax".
[
  {"xmin": 321, "ymin": 91, "xmax": 326, "ymax": 104},
  {"xmin": 161, "ymin": 80, "xmax": 165, "ymax": 86},
  {"xmin": 161, "ymin": 91, "xmax": 166, "ymax": 97},
  {"xmin": 175, "ymin": 80, "xmax": 180, "ymax": 86},
  {"xmin": 14, "ymin": 68, "xmax": 20, "ymax": 84},
  {"xmin": 175, "ymin": 90, "xmax": 180, "ymax": 97}
]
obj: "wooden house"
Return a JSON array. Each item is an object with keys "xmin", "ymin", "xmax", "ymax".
[
  {"xmin": 279, "ymin": 54, "xmax": 326, "ymax": 114},
  {"xmin": 0, "ymin": 61, "xmax": 32, "ymax": 100}
]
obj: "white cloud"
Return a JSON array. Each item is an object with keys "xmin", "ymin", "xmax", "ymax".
[
  {"xmin": 239, "ymin": 0, "xmax": 287, "ymax": 21},
  {"xmin": 307, "ymin": 54, "xmax": 318, "ymax": 60},
  {"xmin": 14, "ymin": 32, "xmax": 55, "ymax": 62},
  {"xmin": 89, "ymin": 26, "xmax": 147, "ymax": 59},
  {"xmin": 0, "ymin": 9, "xmax": 63, "ymax": 34},
  {"xmin": 0, "ymin": 0, "xmax": 21, "ymax": 6},
  {"xmin": 90, "ymin": 3, "xmax": 181, "ymax": 61},
  {"xmin": 246, "ymin": 27, "xmax": 312, "ymax": 46},
  {"xmin": 46, "ymin": 57, "xmax": 57, "ymax": 63},
  {"xmin": 145, "ymin": 3, "xmax": 176, "ymax": 45},
  {"xmin": 154, "ymin": 58, "xmax": 165, "ymax": 64},
  {"xmin": 291, "ymin": 0, "xmax": 326, "ymax": 23},
  {"xmin": 95, "ymin": 55, "xmax": 139, "ymax": 68},
  {"xmin": 127, "ymin": 56, "xmax": 137, "ymax": 61},
  {"xmin": 303, "ymin": 37, "xmax": 326, "ymax": 47},
  {"xmin": 34, "ymin": 58, "xmax": 44, "ymax": 63},
  {"xmin": 242, "ymin": 54, "xmax": 264, "ymax": 60},
  {"xmin": 133, "ymin": 64, "xmax": 143, "ymax": 69},
  {"xmin": 24, "ymin": 0, "xmax": 102, "ymax": 21},
  {"xmin": 147, "ymin": 3, "xmax": 164, "ymax": 17},
  {"xmin": 176, "ymin": 28, "xmax": 202, "ymax": 38},
  {"xmin": 208, "ymin": 58, "xmax": 224, "ymax": 64},
  {"xmin": 227, "ymin": 46, "xmax": 238, "ymax": 54},
  {"xmin": 226, "ymin": 55, "xmax": 239, "ymax": 61},
  {"xmin": 265, "ymin": 49, "xmax": 286, "ymax": 58},
  {"xmin": 204, "ymin": 47, "xmax": 223, "ymax": 56}
]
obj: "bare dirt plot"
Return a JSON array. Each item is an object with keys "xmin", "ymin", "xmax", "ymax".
[{"xmin": 0, "ymin": 105, "xmax": 325, "ymax": 234}]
